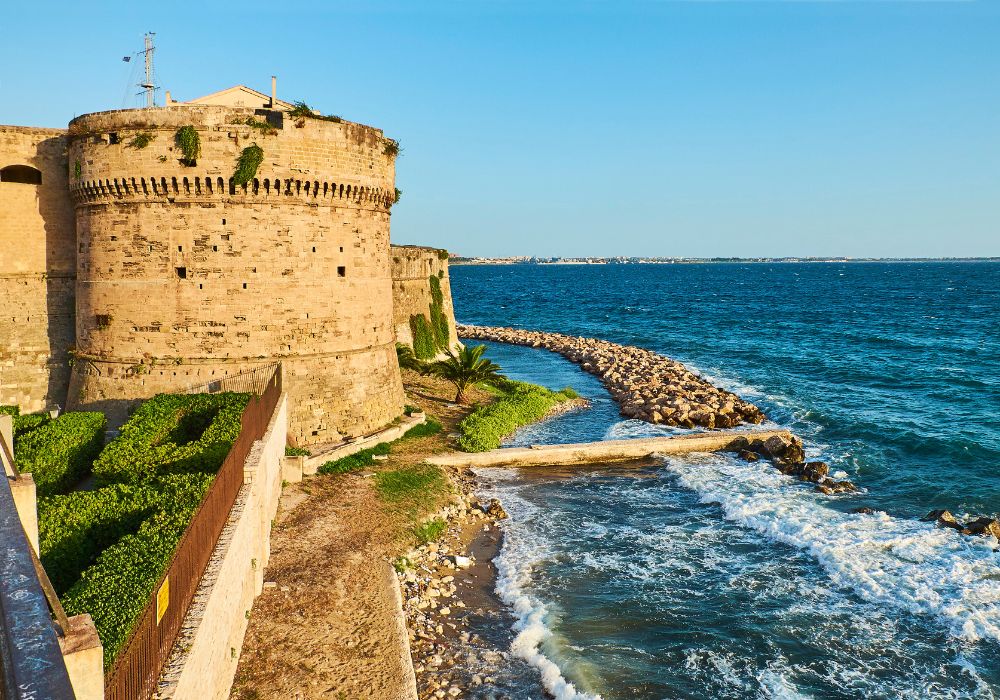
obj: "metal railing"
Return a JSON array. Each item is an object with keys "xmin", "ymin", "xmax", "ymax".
[
  {"xmin": 184, "ymin": 362, "xmax": 281, "ymax": 398},
  {"xmin": 1, "ymin": 425, "xmax": 76, "ymax": 700},
  {"xmin": 104, "ymin": 363, "xmax": 283, "ymax": 700}
]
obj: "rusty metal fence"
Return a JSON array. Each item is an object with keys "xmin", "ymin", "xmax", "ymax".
[{"xmin": 104, "ymin": 363, "xmax": 282, "ymax": 700}]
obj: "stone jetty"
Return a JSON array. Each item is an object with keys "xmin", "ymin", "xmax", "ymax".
[{"xmin": 458, "ymin": 324, "xmax": 766, "ymax": 429}]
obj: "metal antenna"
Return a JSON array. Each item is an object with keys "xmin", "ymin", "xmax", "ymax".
[{"xmin": 138, "ymin": 32, "xmax": 157, "ymax": 108}]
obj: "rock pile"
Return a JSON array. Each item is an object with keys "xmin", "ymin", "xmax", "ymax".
[
  {"xmin": 458, "ymin": 324, "xmax": 765, "ymax": 429},
  {"xmin": 731, "ymin": 433, "xmax": 860, "ymax": 495},
  {"xmin": 396, "ymin": 494, "xmax": 511, "ymax": 699}
]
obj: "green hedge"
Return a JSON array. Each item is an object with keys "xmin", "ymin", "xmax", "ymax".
[
  {"xmin": 93, "ymin": 392, "xmax": 249, "ymax": 485},
  {"xmin": 15, "ymin": 412, "xmax": 106, "ymax": 496},
  {"xmin": 58, "ymin": 473, "xmax": 214, "ymax": 667},
  {"xmin": 458, "ymin": 380, "xmax": 577, "ymax": 452},
  {"xmin": 15, "ymin": 413, "xmax": 51, "ymax": 438},
  {"xmin": 38, "ymin": 476, "xmax": 199, "ymax": 595},
  {"xmin": 0, "ymin": 405, "xmax": 17, "ymax": 416}
]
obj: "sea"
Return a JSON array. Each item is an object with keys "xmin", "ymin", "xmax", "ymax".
[{"xmin": 448, "ymin": 262, "xmax": 1000, "ymax": 700}]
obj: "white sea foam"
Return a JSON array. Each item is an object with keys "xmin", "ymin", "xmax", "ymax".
[
  {"xmin": 479, "ymin": 471, "xmax": 604, "ymax": 700},
  {"xmin": 661, "ymin": 454, "xmax": 1000, "ymax": 643}
]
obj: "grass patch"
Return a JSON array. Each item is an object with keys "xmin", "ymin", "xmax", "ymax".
[
  {"xmin": 402, "ymin": 417, "xmax": 442, "ymax": 440},
  {"xmin": 457, "ymin": 379, "xmax": 578, "ymax": 452},
  {"xmin": 413, "ymin": 518, "xmax": 447, "ymax": 545},
  {"xmin": 284, "ymin": 445, "xmax": 311, "ymax": 457},
  {"xmin": 374, "ymin": 463, "xmax": 448, "ymax": 503},
  {"xmin": 318, "ymin": 442, "xmax": 391, "ymax": 475}
]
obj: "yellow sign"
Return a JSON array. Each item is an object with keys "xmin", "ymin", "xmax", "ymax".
[{"xmin": 156, "ymin": 577, "xmax": 170, "ymax": 625}]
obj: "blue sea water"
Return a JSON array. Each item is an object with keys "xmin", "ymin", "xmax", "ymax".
[{"xmin": 449, "ymin": 262, "xmax": 1000, "ymax": 700}]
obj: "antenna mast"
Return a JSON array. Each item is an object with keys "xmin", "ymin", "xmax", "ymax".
[{"xmin": 138, "ymin": 32, "xmax": 157, "ymax": 108}]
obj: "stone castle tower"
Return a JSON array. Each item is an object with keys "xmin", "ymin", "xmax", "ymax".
[{"xmin": 0, "ymin": 89, "xmax": 454, "ymax": 446}]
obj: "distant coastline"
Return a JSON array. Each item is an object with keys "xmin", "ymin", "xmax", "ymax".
[{"xmin": 450, "ymin": 255, "xmax": 1000, "ymax": 265}]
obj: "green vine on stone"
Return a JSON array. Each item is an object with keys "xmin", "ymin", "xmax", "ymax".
[
  {"xmin": 128, "ymin": 132, "xmax": 155, "ymax": 149},
  {"xmin": 234, "ymin": 144, "xmax": 264, "ymax": 186},
  {"xmin": 175, "ymin": 126, "xmax": 200, "ymax": 166},
  {"xmin": 243, "ymin": 117, "xmax": 278, "ymax": 135},
  {"xmin": 74, "ymin": 160, "xmax": 82, "ymax": 180},
  {"xmin": 289, "ymin": 101, "xmax": 342, "ymax": 123}
]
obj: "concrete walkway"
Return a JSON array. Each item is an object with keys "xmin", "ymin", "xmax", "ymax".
[{"xmin": 426, "ymin": 429, "xmax": 793, "ymax": 468}]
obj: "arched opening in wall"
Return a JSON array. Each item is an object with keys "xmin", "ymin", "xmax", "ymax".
[
  {"xmin": 229, "ymin": 178, "xmax": 236, "ymax": 196},
  {"xmin": 0, "ymin": 165, "xmax": 43, "ymax": 185},
  {"xmin": 253, "ymin": 178, "xmax": 260, "ymax": 195},
  {"xmin": 205, "ymin": 177, "xmax": 213, "ymax": 194},
  {"xmin": 264, "ymin": 178, "xmax": 270, "ymax": 194},
  {"xmin": 217, "ymin": 177, "xmax": 225, "ymax": 193}
]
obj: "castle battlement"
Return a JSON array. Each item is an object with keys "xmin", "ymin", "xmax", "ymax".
[{"xmin": 0, "ymin": 93, "xmax": 446, "ymax": 446}]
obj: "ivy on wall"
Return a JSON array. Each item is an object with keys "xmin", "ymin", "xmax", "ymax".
[
  {"xmin": 128, "ymin": 132, "xmax": 155, "ymax": 149},
  {"xmin": 408, "ymin": 274, "xmax": 452, "ymax": 359}
]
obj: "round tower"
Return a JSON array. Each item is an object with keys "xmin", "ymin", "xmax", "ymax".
[{"xmin": 66, "ymin": 105, "xmax": 404, "ymax": 444}]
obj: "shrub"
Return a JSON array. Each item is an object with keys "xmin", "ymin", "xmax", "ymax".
[
  {"xmin": 128, "ymin": 132, "xmax": 155, "ymax": 149},
  {"xmin": 284, "ymin": 445, "xmax": 311, "ymax": 457},
  {"xmin": 175, "ymin": 126, "xmax": 200, "ymax": 165},
  {"xmin": 318, "ymin": 442, "xmax": 391, "ymax": 475},
  {"xmin": 410, "ymin": 314, "xmax": 437, "ymax": 360},
  {"xmin": 402, "ymin": 418, "xmax": 442, "ymax": 440},
  {"xmin": 289, "ymin": 101, "xmax": 343, "ymax": 122},
  {"xmin": 0, "ymin": 405, "xmax": 18, "ymax": 416},
  {"xmin": 457, "ymin": 380, "xmax": 577, "ymax": 452},
  {"xmin": 383, "ymin": 139, "xmax": 400, "ymax": 158},
  {"xmin": 60, "ymin": 472, "xmax": 214, "ymax": 667},
  {"xmin": 234, "ymin": 144, "xmax": 264, "ymax": 186},
  {"xmin": 92, "ymin": 393, "xmax": 249, "ymax": 485},
  {"xmin": 15, "ymin": 412, "xmax": 106, "ymax": 496}
]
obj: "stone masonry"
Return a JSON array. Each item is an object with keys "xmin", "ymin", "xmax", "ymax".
[
  {"xmin": 0, "ymin": 127, "xmax": 76, "ymax": 413},
  {"xmin": 0, "ymin": 101, "xmax": 457, "ymax": 446},
  {"xmin": 390, "ymin": 245, "xmax": 458, "ymax": 351}
]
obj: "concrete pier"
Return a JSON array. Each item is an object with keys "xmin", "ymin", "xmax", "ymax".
[{"xmin": 427, "ymin": 429, "xmax": 794, "ymax": 468}]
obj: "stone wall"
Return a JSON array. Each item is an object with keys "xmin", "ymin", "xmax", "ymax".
[
  {"xmin": 390, "ymin": 245, "xmax": 458, "ymax": 353},
  {"xmin": 0, "ymin": 127, "xmax": 76, "ymax": 413},
  {"xmin": 64, "ymin": 106, "xmax": 404, "ymax": 444},
  {"xmin": 157, "ymin": 389, "xmax": 287, "ymax": 700}
]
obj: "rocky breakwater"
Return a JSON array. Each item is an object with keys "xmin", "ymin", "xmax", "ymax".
[{"xmin": 458, "ymin": 324, "xmax": 766, "ymax": 429}]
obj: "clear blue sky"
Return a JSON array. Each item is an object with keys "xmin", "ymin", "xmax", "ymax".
[{"xmin": 3, "ymin": 1, "xmax": 997, "ymax": 258}]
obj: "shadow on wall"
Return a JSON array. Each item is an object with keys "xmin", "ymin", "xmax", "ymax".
[{"xmin": 37, "ymin": 136, "xmax": 77, "ymax": 411}]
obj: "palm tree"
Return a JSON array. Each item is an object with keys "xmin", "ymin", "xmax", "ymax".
[
  {"xmin": 396, "ymin": 343, "xmax": 428, "ymax": 374},
  {"xmin": 429, "ymin": 345, "xmax": 503, "ymax": 404}
]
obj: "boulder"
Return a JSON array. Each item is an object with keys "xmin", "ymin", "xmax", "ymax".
[
  {"xmin": 961, "ymin": 517, "xmax": 1000, "ymax": 539},
  {"xmin": 800, "ymin": 461, "xmax": 830, "ymax": 483},
  {"xmin": 853, "ymin": 507, "xmax": 881, "ymax": 515},
  {"xmin": 485, "ymin": 498, "xmax": 508, "ymax": 520},
  {"xmin": 738, "ymin": 450, "xmax": 760, "ymax": 463},
  {"xmin": 921, "ymin": 509, "xmax": 963, "ymax": 531}
]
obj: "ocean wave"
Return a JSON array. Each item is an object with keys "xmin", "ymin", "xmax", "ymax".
[
  {"xmin": 482, "ymin": 476, "xmax": 605, "ymax": 700},
  {"xmin": 661, "ymin": 454, "xmax": 1000, "ymax": 643}
]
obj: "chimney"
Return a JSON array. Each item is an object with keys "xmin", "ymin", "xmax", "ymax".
[
  {"xmin": 164, "ymin": 90, "xmax": 172, "ymax": 105},
  {"xmin": 271, "ymin": 76, "xmax": 277, "ymax": 107}
]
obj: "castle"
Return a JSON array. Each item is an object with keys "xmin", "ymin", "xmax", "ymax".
[{"xmin": 0, "ymin": 84, "xmax": 456, "ymax": 445}]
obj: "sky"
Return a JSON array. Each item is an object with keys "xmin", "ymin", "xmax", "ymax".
[{"xmin": 2, "ymin": 1, "xmax": 998, "ymax": 258}]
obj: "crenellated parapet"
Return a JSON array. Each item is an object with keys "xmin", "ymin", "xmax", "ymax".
[{"xmin": 62, "ymin": 105, "xmax": 404, "ymax": 444}]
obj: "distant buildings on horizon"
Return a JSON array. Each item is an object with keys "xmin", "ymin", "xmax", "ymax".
[{"xmin": 450, "ymin": 255, "xmax": 999, "ymax": 265}]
